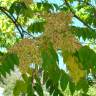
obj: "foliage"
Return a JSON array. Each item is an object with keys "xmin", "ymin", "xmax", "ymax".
[
  {"xmin": 0, "ymin": 53, "xmax": 19, "ymax": 77},
  {"xmin": 0, "ymin": 72, "xmax": 18, "ymax": 96},
  {"xmin": 63, "ymin": 84, "xmax": 96, "ymax": 96},
  {"xmin": 0, "ymin": 0, "xmax": 96, "ymax": 96}
]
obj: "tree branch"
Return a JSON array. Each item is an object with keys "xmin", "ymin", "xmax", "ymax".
[
  {"xmin": 64, "ymin": 0, "xmax": 93, "ymax": 30},
  {"xmin": 0, "ymin": 7, "xmax": 34, "ymax": 39},
  {"xmin": 0, "ymin": 7, "xmax": 24, "ymax": 38}
]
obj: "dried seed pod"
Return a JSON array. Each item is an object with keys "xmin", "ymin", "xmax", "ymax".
[
  {"xmin": 44, "ymin": 12, "xmax": 73, "ymax": 34},
  {"xmin": 8, "ymin": 38, "xmax": 41, "ymax": 74},
  {"xmin": 66, "ymin": 56, "xmax": 85, "ymax": 83}
]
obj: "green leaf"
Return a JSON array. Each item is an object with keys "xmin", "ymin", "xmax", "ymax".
[
  {"xmin": 43, "ymin": 71, "xmax": 48, "ymax": 84},
  {"xmin": 37, "ymin": 3, "xmax": 42, "ymax": 9},
  {"xmin": 46, "ymin": 78, "xmax": 63, "ymax": 96},
  {"xmin": 22, "ymin": 74, "xmax": 28, "ymax": 82},
  {"xmin": 34, "ymin": 83, "xmax": 44, "ymax": 96},
  {"xmin": 13, "ymin": 80, "xmax": 27, "ymax": 96},
  {"xmin": 81, "ymin": 93, "xmax": 89, "ymax": 96},
  {"xmin": 71, "ymin": 26, "xmax": 96, "ymax": 40},
  {"xmin": 43, "ymin": 3, "xmax": 54, "ymax": 11},
  {"xmin": 9, "ymin": 1, "xmax": 26, "ymax": 15},
  {"xmin": 28, "ymin": 22, "xmax": 45, "ymax": 33},
  {"xmin": 76, "ymin": 79, "xmax": 89, "ymax": 93},
  {"xmin": 46, "ymin": 79, "xmax": 52, "ymax": 89},
  {"xmin": 77, "ymin": 46, "xmax": 96, "ymax": 70},
  {"xmin": 41, "ymin": 42, "xmax": 60, "ymax": 84},
  {"xmin": 60, "ymin": 70, "xmax": 69, "ymax": 91},
  {"xmin": 27, "ymin": 77, "xmax": 34, "ymax": 96},
  {"xmin": 0, "ymin": 53, "xmax": 19, "ymax": 77},
  {"xmin": 53, "ymin": 89, "xmax": 58, "ymax": 96},
  {"xmin": 14, "ymin": 75, "xmax": 34, "ymax": 96},
  {"xmin": 33, "ymin": 77, "xmax": 44, "ymax": 96},
  {"xmin": 49, "ymin": 83, "xmax": 55, "ymax": 95},
  {"xmin": 53, "ymin": 89, "xmax": 63, "ymax": 96},
  {"xmin": 69, "ymin": 81, "xmax": 75, "ymax": 96}
]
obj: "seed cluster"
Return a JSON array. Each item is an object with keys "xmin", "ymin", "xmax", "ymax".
[
  {"xmin": 43, "ymin": 12, "xmax": 80, "ymax": 52},
  {"xmin": 66, "ymin": 56, "xmax": 85, "ymax": 83},
  {"xmin": 8, "ymin": 39, "xmax": 41, "ymax": 73},
  {"xmin": 43, "ymin": 12, "xmax": 72, "ymax": 33}
]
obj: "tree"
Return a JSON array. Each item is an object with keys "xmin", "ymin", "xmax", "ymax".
[{"xmin": 0, "ymin": 0, "xmax": 96, "ymax": 95}]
